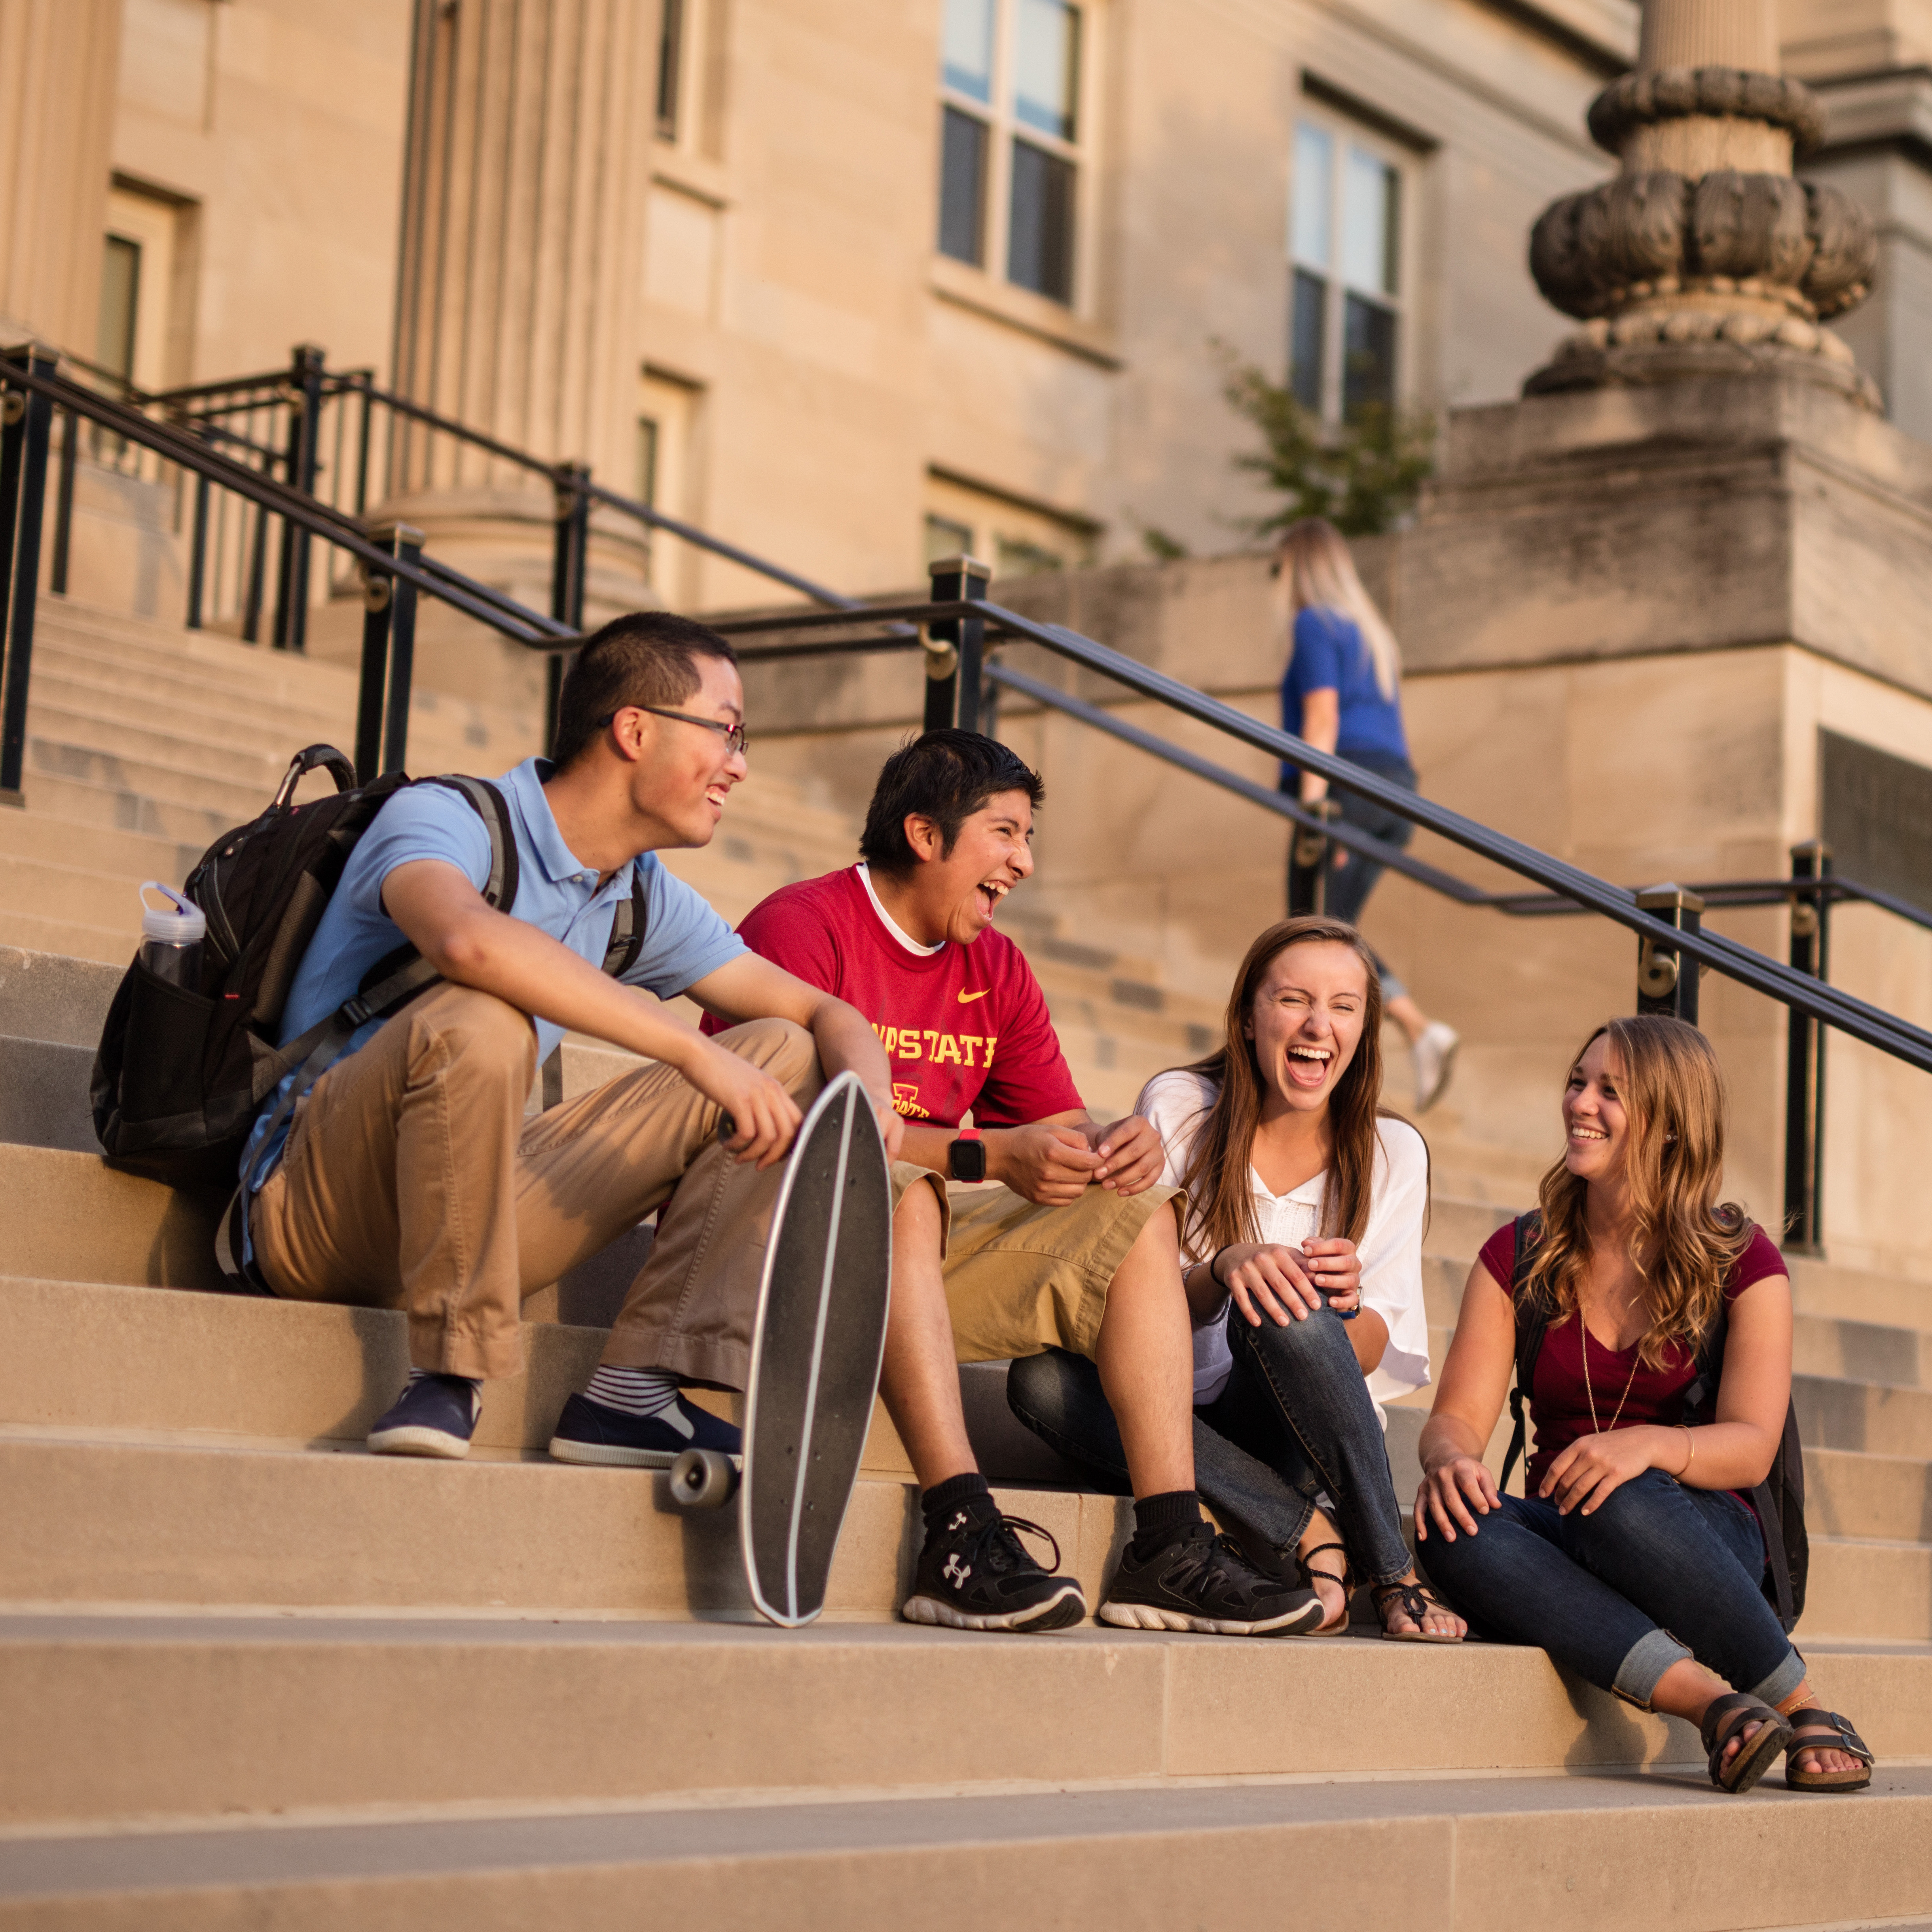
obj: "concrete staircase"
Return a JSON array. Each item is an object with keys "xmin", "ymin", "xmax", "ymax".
[{"xmin": 1, "ymin": 608, "xmax": 1930, "ymax": 1926}]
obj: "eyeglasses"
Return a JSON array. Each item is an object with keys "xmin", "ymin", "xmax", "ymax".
[{"xmin": 597, "ymin": 705, "xmax": 747, "ymax": 756}]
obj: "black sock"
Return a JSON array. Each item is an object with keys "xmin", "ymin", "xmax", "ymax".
[
  {"xmin": 1130, "ymin": 1489, "xmax": 1202, "ymax": 1558},
  {"xmin": 922, "ymin": 1471, "xmax": 992, "ymax": 1531}
]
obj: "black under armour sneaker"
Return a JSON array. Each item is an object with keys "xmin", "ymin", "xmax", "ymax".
[
  {"xmin": 901, "ymin": 1500, "xmax": 1088, "ymax": 1632},
  {"xmin": 1099, "ymin": 1521, "xmax": 1325, "ymax": 1636}
]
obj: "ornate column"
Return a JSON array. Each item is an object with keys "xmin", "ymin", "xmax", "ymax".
[
  {"xmin": 385, "ymin": 0, "xmax": 654, "ymax": 664},
  {"xmin": 0, "ymin": 0, "xmax": 122, "ymax": 353},
  {"xmin": 1526, "ymin": 0, "xmax": 1879, "ymax": 400}
]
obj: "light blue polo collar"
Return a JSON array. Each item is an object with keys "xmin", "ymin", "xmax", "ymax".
[{"xmin": 503, "ymin": 756, "xmax": 638, "ymax": 901}]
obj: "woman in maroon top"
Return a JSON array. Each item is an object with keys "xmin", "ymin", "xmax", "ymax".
[{"xmin": 1415, "ymin": 1016, "xmax": 1873, "ymax": 1794}]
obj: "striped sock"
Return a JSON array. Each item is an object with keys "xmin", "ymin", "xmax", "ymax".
[{"xmin": 584, "ymin": 1365, "xmax": 688, "ymax": 1431}]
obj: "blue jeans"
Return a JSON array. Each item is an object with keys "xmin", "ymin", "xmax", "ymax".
[
  {"xmin": 1005, "ymin": 1303, "xmax": 1413, "ymax": 1587},
  {"xmin": 1284, "ymin": 751, "xmax": 1416, "ymax": 1002},
  {"xmin": 1418, "ymin": 1467, "xmax": 1805, "ymax": 1708}
]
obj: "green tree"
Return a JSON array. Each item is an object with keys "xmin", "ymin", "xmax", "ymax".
[{"xmin": 1221, "ymin": 356, "xmax": 1435, "ymax": 538}]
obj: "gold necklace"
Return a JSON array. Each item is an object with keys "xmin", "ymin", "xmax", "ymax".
[{"xmin": 1582, "ymin": 1314, "xmax": 1642, "ymax": 1436}]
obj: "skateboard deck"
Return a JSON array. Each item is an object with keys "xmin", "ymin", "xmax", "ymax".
[{"xmin": 734, "ymin": 1069, "xmax": 893, "ymax": 1627}]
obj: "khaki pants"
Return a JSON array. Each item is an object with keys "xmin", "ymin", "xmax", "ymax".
[
  {"xmin": 603, "ymin": 1142, "xmax": 1178, "ymax": 1385},
  {"xmin": 252, "ymin": 981, "xmax": 819, "ymax": 1380}
]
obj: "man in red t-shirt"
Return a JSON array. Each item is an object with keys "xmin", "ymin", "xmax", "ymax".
[{"xmin": 663, "ymin": 732, "xmax": 1320, "ymax": 1637}]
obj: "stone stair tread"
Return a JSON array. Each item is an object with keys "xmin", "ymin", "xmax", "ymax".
[
  {"xmin": 0, "ymin": 1608, "xmax": 1926, "ymax": 1833},
  {"xmin": 3, "ymin": 1767, "xmax": 1929, "ymax": 1927}
]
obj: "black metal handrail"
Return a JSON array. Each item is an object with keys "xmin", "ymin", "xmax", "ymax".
[{"xmin": 6, "ymin": 341, "xmax": 1921, "ymax": 1253}]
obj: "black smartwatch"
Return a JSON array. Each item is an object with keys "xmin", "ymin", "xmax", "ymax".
[{"xmin": 948, "ymin": 1128, "xmax": 986, "ymax": 1183}]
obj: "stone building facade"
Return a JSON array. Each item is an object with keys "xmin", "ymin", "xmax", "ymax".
[{"xmin": 2, "ymin": 0, "xmax": 1928, "ymax": 605}]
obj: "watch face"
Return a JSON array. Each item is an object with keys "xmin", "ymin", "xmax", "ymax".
[{"xmin": 951, "ymin": 1136, "xmax": 986, "ymax": 1183}]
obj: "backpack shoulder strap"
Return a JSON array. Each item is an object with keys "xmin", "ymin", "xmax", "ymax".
[
  {"xmin": 1499, "ymin": 1210, "xmax": 1549, "ymax": 1494},
  {"xmin": 602, "ymin": 868, "xmax": 649, "ymax": 978},
  {"xmin": 424, "ymin": 776, "xmax": 519, "ymax": 914}
]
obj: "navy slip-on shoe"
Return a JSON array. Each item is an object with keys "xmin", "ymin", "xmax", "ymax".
[
  {"xmin": 367, "ymin": 1374, "xmax": 482, "ymax": 1459},
  {"xmin": 547, "ymin": 1390, "xmax": 743, "ymax": 1469}
]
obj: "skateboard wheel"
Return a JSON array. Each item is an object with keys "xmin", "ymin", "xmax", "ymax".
[{"xmin": 669, "ymin": 1447, "xmax": 737, "ymax": 1510}]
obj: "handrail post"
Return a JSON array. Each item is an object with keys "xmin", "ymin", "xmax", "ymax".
[
  {"xmin": 273, "ymin": 344, "xmax": 326, "ymax": 650},
  {"xmin": 546, "ymin": 463, "xmax": 590, "ymax": 755},
  {"xmin": 355, "ymin": 540, "xmax": 397, "ymax": 785},
  {"xmin": 185, "ymin": 428, "xmax": 210, "ymax": 631},
  {"xmin": 49, "ymin": 406, "xmax": 76, "ymax": 596},
  {"xmin": 0, "ymin": 347, "xmax": 57, "ymax": 805},
  {"xmin": 925, "ymin": 554, "xmax": 990, "ymax": 733},
  {"xmin": 1634, "ymin": 884, "xmax": 1705, "ymax": 1024},
  {"xmin": 1783, "ymin": 840, "xmax": 1832, "ymax": 1252},
  {"xmin": 371, "ymin": 522, "xmax": 423, "ymax": 776}
]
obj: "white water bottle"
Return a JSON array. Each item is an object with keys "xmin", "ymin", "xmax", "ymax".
[{"xmin": 139, "ymin": 882, "xmax": 206, "ymax": 989}]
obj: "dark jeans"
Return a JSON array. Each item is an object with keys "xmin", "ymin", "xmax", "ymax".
[
  {"xmin": 1418, "ymin": 1467, "xmax": 1805, "ymax": 1708},
  {"xmin": 1005, "ymin": 1304, "xmax": 1412, "ymax": 1586},
  {"xmin": 1285, "ymin": 752, "xmax": 1416, "ymax": 994}
]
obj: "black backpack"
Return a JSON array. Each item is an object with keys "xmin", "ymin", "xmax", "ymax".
[
  {"xmin": 1497, "ymin": 1210, "xmax": 1809, "ymax": 1632},
  {"xmin": 92, "ymin": 743, "xmax": 647, "ymax": 1196}
]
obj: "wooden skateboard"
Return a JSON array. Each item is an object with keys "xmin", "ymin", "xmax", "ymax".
[{"xmin": 667, "ymin": 1070, "xmax": 893, "ymax": 1627}]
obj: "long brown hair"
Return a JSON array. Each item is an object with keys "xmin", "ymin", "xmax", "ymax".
[
  {"xmin": 1523, "ymin": 1015, "xmax": 1751, "ymax": 1364},
  {"xmin": 1174, "ymin": 917, "xmax": 1390, "ymax": 1254}
]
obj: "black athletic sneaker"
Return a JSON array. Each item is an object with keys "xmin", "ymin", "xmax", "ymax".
[
  {"xmin": 901, "ymin": 1501, "xmax": 1088, "ymax": 1632},
  {"xmin": 1099, "ymin": 1521, "xmax": 1325, "ymax": 1636},
  {"xmin": 368, "ymin": 1374, "xmax": 481, "ymax": 1459},
  {"xmin": 548, "ymin": 1391, "xmax": 743, "ymax": 1469}
]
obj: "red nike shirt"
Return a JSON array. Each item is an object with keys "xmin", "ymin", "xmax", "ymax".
[{"xmin": 703, "ymin": 865, "xmax": 1083, "ymax": 1128}]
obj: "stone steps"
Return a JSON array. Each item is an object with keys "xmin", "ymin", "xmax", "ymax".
[
  {"xmin": 4, "ymin": 1766, "xmax": 1930, "ymax": 1932},
  {"xmin": 0, "ymin": 1614, "xmax": 1923, "ymax": 1830}
]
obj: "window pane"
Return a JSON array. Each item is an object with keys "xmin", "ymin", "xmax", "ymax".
[
  {"xmin": 1007, "ymin": 138, "xmax": 1075, "ymax": 301},
  {"xmin": 1342, "ymin": 294, "xmax": 1397, "ymax": 418},
  {"xmin": 637, "ymin": 417, "xmax": 660, "ymax": 506},
  {"xmin": 939, "ymin": 107, "xmax": 989, "ymax": 265},
  {"xmin": 97, "ymin": 234, "xmax": 141, "ymax": 381},
  {"xmin": 1291, "ymin": 123, "xmax": 1332, "ymax": 269},
  {"xmin": 654, "ymin": 0, "xmax": 684, "ymax": 138},
  {"xmin": 1341, "ymin": 147, "xmax": 1398, "ymax": 296},
  {"xmin": 942, "ymin": 0, "xmax": 995, "ymax": 102},
  {"xmin": 1014, "ymin": 0, "xmax": 1080, "ymax": 141},
  {"xmin": 926, "ymin": 514, "xmax": 975, "ymax": 563},
  {"xmin": 996, "ymin": 533, "xmax": 1064, "ymax": 576},
  {"xmin": 1291, "ymin": 269, "xmax": 1326, "ymax": 413}
]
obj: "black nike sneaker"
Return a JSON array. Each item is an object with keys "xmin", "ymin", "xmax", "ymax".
[
  {"xmin": 1099, "ymin": 1521, "xmax": 1326, "ymax": 1636},
  {"xmin": 901, "ymin": 1499, "xmax": 1088, "ymax": 1632}
]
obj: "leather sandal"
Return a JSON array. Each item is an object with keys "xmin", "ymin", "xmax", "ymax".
[
  {"xmin": 1295, "ymin": 1541, "xmax": 1352, "ymax": 1635},
  {"xmin": 1784, "ymin": 1708, "xmax": 1874, "ymax": 1792},
  {"xmin": 1369, "ymin": 1579, "xmax": 1464, "ymax": 1643},
  {"xmin": 1699, "ymin": 1691, "xmax": 1793, "ymax": 1794}
]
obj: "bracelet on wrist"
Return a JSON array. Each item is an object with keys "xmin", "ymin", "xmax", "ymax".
[{"xmin": 1208, "ymin": 1245, "xmax": 1234, "ymax": 1289}]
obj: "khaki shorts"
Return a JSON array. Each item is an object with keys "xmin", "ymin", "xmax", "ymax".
[{"xmin": 891, "ymin": 1162, "xmax": 1179, "ymax": 1364}]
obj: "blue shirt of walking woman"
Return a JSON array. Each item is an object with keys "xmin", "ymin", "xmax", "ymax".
[{"xmin": 1274, "ymin": 517, "xmax": 1458, "ymax": 1113}]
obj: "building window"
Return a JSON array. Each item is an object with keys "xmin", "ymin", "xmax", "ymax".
[
  {"xmin": 97, "ymin": 235, "xmax": 141, "ymax": 383},
  {"xmin": 925, "ymin": 470, "xmax": 1096, "ymax": 579},
  {"xmin": 655, "ymin": 0, "xmax": 685, "ymax": 140},
  {"xmin": 1289, "ymin": 118, "xmax": 1403, "ymax": 420},
  {"xmin": 937, "ymin": 0, "xmax": 1086, "ymax": 307}
]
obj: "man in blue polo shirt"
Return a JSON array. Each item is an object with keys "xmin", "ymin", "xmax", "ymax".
[{"xmin": 241, "ymin": 610, "xmax": 898, "ymax": 1459}]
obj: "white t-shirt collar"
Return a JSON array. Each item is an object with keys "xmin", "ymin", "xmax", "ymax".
[{"xmin": 856, "ymin": 863, "xmax": 946, "ymax": 957}]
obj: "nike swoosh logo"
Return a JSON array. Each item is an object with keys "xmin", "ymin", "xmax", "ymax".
[{"xmin": 957, "ymin": 988, "xmax": 991, "ymax": 1004}]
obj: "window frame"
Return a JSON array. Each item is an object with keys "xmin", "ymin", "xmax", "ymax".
[
  {"xmin": 1287, "ymin": 107, "xmax": 1413, "ymax": 423},
  {"xmin": 936, "ymin": 0, "xmax": 1100, "ymax": 314}
]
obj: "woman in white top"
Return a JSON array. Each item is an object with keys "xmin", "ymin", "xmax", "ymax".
[{"xmin": 1008, "ymin": 915, "xmax": 1464, "ymax": 1639}]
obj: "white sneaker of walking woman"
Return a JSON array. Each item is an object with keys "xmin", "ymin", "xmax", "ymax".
[{"xmin": 1411, "ymin": 1021, "xmax": 1459, "ymax": 1112}]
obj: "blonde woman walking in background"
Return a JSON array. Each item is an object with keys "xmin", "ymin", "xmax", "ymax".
[{"xmin": 1276, "ymin": 518, "xmax": 1458, "ymax": 1111}]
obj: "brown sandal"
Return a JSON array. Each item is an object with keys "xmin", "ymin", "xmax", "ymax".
[
  {"xmin": 1295, "ymin": 1541, "xmax": 1352, "ymax": 1635},
  {"xmin": 1700, "ymin": 1692, "xmax": 1792, "ymax": 1794},
  {"xmin": 1369, "ymin": 1579, "xmax": 1464, "ymax": 1644},
  {"xmin": 1784, "ymin": 1708, "xmax": 1874, "ymax": 1792}
]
